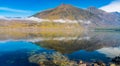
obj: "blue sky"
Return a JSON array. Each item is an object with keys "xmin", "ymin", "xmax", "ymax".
[{"xmin": 0, "ymin": 0, "xmax": 119, "ymax": 17}]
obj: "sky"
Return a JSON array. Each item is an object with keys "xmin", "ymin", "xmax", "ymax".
[{"xmin": 0, "ymin": 0, "xmax": 120, "ymax": 17}]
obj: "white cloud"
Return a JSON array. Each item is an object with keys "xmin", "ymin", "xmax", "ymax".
[
  {"xmin": 97, "ymin": 47, "xmax": 120, "ymax": 58},
  {"xmin": 0, "ymin": 15, "xmax": 6, "ymax": 19},
  {"xmin": 0, "ymin": 7, "xmax": 32, "ymax": 13},
  {"xmin": 100, "ymin": 0, "xmax": 120, "ymax": 12},
  {"xmin": 0, "ymin": 15, "xmax": 10, "ymax": 20},
  {"xmin": 25, "ymin": 17, "xmax": 91, "ymax": 24}
]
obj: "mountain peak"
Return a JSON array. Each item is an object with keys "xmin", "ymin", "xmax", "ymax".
[
  {"xmin": 112, "ymin": 11, "xmax": 120, "ymax": 14},
  {"xmin": 60, "ymin": 3, "xmax": 70, "ymax": 6},
  {"xmin": 87, "ymin": 6, "xmax": 106, "ymax": 14},
  {"xmin": 57, "ymin": 4, "xmax": 74, "ymax": 9},
  {"xmin": 87, "ymin": 6, "xmax": 98, "ymax": 12}
]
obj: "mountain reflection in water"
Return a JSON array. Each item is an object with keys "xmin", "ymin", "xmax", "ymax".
[
  {"xmin": 0, "ymin": 31, "xmax": 120, "ymax": 66},
  {"xmin": 34, "ymin": 31, "xmax": 120, "ymax": 63}
]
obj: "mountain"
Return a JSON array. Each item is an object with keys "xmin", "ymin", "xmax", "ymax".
[
  {"xmin": 33, "ymin": 4, "xmax": 95, "ymax": 20},
  {"xmin": 33, "ymin": 4, "xmax": 103, "ymax": 27},
  {"xmin": 87, "ymin": 7, "xmax": 120, "ymax": 27},
  {"xmin": 111, "ymin": 12, "xmax": 120, "ymax": 18},
  {"xmin": 33, "ymin": 4, "xmax": 120, "ymax": 28}
]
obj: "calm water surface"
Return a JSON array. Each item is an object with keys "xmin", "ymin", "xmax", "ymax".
[{"xmin": 0, "ymin": 31, "xmax": 120, "ymax": 66}]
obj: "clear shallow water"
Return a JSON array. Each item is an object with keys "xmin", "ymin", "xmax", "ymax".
[
  {"xmin": 0, "ymin": 31, "xmax": 120, "ymax": 66},
  {"xmin": 0, "ymin": 41, "xmax": 53, "ymax": 66}
]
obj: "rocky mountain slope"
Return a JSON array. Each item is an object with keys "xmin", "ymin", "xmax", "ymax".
[
  {"xmin": 33, "ymin": 4, "xmax": 120, "ymax": 28},
  {"xmin": 33, "ymin": 4, "xmax": 95, "ymax": 20},
  {"xmin": 87, "ymin": 7, "xmax": 120, "ymax": 27}
]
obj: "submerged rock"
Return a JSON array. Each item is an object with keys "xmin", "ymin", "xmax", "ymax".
[
  {"xmin": 112, "ymin": 56, "xmax": 120, "ymax": 64},
  {"xmin": 110, "ymin": 63, "xmax": 116, "ymax": 66}
]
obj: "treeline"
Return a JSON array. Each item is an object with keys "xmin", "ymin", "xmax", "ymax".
[{"xmin": 95, "ymin": 28, "xmax": 120, "ymax": 32}]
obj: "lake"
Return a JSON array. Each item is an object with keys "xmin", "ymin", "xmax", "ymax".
[{"xmin": 0, "ymin": 31, "xmax": 120, "ymax": 66}]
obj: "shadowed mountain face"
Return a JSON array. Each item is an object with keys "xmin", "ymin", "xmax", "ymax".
[
  {"xmin": 112, "ymin": 12, "xmax": 120, "ymax": 18},
  {"xmin": 87, "ymin": 7, "xmax": 120, "ymax": 27}
]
